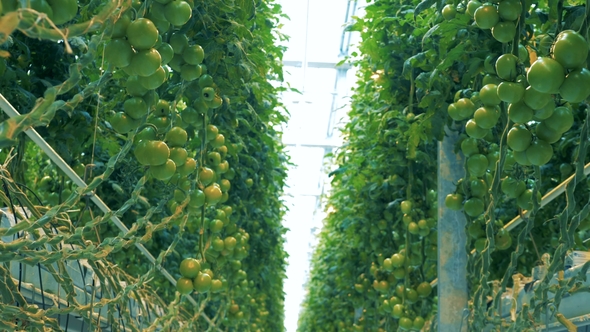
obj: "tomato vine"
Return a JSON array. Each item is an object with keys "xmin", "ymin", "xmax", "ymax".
[
  {"xmin": 300, "ymin": 0, "xmax": 590, "ymax": 331},
  {"xmin": 0, "ymin": 0, "xmax": 289, "ymax": 331}
]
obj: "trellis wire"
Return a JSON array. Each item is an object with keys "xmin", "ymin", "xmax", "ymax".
[
  {"xmin": 0, "ymin": 93, "xmax": 195, "ymax": 303},
  {"xmin": 0, "ymin": 94, "xmax": 224, "ymax": 330},
  {"xmin": 430, "ymin": 161, "xmax": 590, "ymax": 289}
]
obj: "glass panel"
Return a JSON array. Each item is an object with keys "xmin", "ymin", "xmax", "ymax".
[
  {"xmin": 277, "ymin": 1, "xmax": 307, "ymax": 62},
  {"xmin": 306, "ymin": 0, "xmax": 349, "ymax": 63}
]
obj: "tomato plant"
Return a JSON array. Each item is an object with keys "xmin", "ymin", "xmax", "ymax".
[
  {"xmin": 0, "ymin": 0, "xmax": 291, "ymax": 330},
  {"xmin": 301, "ymin": 0, "xmax": 590, "ymax": 330}
]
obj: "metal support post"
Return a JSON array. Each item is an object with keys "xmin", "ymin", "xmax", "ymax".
[{"xmin": 437, "ymin": 127, "xmax": 468, "ymax": 332}]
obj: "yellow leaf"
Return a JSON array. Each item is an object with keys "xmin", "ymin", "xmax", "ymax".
[{"xmin": 0, "ymin": 12, "xmax": 20, "ymax": 43}]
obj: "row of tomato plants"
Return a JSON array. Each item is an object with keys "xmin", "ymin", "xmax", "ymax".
[
  {"xmin": 299, "ymin": 0, "xmax": 590, "ymax": 330},
  {"xmin": 0, "ymin": 0, "xmax": 289, "ymax": 330}
]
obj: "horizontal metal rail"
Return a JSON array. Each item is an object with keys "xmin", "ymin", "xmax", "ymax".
[{"xmin": 431, "ymin": 161, "xmax": 590, "ymax": 288}]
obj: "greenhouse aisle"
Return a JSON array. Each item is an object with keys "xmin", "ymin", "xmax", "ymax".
[{"xmin": 276, "ymin": 0, "xmax": 360, "ymax": 330}]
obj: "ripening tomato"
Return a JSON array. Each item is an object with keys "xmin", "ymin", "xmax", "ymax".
[
  {"xmin": 495, "ymin": 229, "xmax": 512, "ymax": 250},
  {"xmin": 206, "ymin": 124, "xmax": 219, "ymax": 139},
  {"xmin": 535, "ymin": 121, "xmax": 561, "ymax": 144},
  {"xmin": 180, "ymin": 64, "xmax": 202, "ymax": 81},
  {"xmin": 157, "ymin": 42, "xmax": 174, "ymax": 65},
  {"xmin": 523, "ymin": 86, "xmax": 552, "ymax": 110},
  {"xmin": 441, "ymin": 4, "xmax": 456, "ymax": 20},
  {"xmin": 552, "ymin": 30, "xmax": 589, "ymax": 70},
  {"xmin": 495, "ymin": 53, "xmax": 519, "ymax": 81},
  {"xmin": 467, "ymin": 154, "xmax": 488, "ymax": 177},
  {"xmin": 211, "ymin": 237, "xmax": 225, "ymax": 251},
  {"xmin": 533, "ymin": 102, "xmax": 555, "ymax": 121},
  {"xmin": 211, "ymin": 134, "xmax": 226, "ymax": 149},
  {"xmin": 559, "ymin": 67, "xmax": 590, "ymax": 103},
  {"xmin": 527, "ymin": 57, "xmax": 565, "ymax": 93},
  {"xmin": 177, "ymin": 158, "xmax": 197, "ymax": 176},
  {"xmin": 501, "ymin": 176, "xmax": 526, "ymax": 199},
  {"xmin": 125, "ymin": 76, "xmax": 148, "ymax": 97},
  {"xmin": 507, "ymin": 101, "xmax": 533, "ymax": 123},
  {"xmin": 123, "ymin": 97, "xmax": 148, "ymax": 120},
  {"xmin": 208, "ymin": 96, "xmax": 223, "ymax": 109},
  {"xmin": 182, "ymin": 44, "xmax": 205, "ymax": 65},
  {"xmin": 105, "ymin": 39, "xmax": 134, "ymax": 68},
  {"xmin": 176, "ymin": 277, "xmax": 194, "ymax": 294},
  {"xmin": 492, "ymin": 21, "xmax": 516, "ymax": 43},
  {"xmin": 392, "ymin": 304, "xmax": 404, "ymax": 318},
  {"xmin": 199, "ymin": 167, "xmax": 215, "ymax": 185},
  {"xmin": 464, "ymin": 197, "xmax": 484, "ymax": 217},
  {"xmin": 204, "ymin": 185, "xmax": 223, "ymax": 205},
  {"xmin": 517, "ymin": 189, "xmax": 541, "ymax": 210},
  {"xmin": 507, "ymin": 124, "xmax": 532, "ymax": 152},
  {"xmin": 207, "ymin": 151, "xmax": 221, "ymax": 166},
  {"xmin": 474, "ymin": 5, "xmax": 499, "ymax": 29},
  {"xmin": 110, "ymin": 112, "xmax": 139, "ymax": 134},
  {"xmin": 416, "ymin": 281, "xmax": 432, "ymax": 297},
  {"xmin": 169, "ymin": 32, "xmax": 189, "ymax": 54},
  {"xmin": 526, "ymin": 139, "xmax": 553, "ymax": 166},
  {"xmin": 126, "ymin": 18, "xmax": 159, "ymax": 50},
  {"xmin": 164, "ymin": 0, "xmax": 192, "ymax": 26},
  {"xmin": 169, "ymin": 147, "xmax": 188, "ymax": 166},
  {"xmin": 193, "ymin": 272, "xmax": 212, "ymax": 292},
  {"xmin": 180, "ymin": 258, "xmax": 201, "ymax": 278},
  {"xmin": 473, "ymin": 105, "xmax": 500, "ymax": 129},
  {"xmin": 209, "ymin": 219, "xmax": 224, "ymax": 233},
  {"xmin": 165, "ymin": 127, "xmax": 188, "ymax": 147},
  {"xmin": 498, "ymin": 0, "xmax": 520, "ymax": 21},
  {"xmin": 140, "ymin": 66, "xmax": 167, "ymax": 90},
  {"xmin": 224, "ymin": 236, "xmax": 237, "ymax": 251},
  {"xmin": 461, "ymin": 137, "xmax": 479, "ymax": 156},
  {"xmin": 479, "ymin": 84, "xmax": 501, "ymax": 106},
  {"xmin": 130, "ymin": 48, "xmax": 162, "ymax": 77},
  {"xmin": 465, "ymin": 119, "xmax": 488, "ymax": 139},
  {"xmin": 111, "ymin": 12, "xmax": 132, "ymax": 38},
  {"xmin": 544, "ymin": 106, "xmax": 574, "ymax": 133},
  {"xmin": 497, "ymin": 81, "xmax": 524, "ymax": 103},
  {"xmin": 143, "ymin": 140, "xmax": 170, "ymax": 166},
  {"xmin": 188, "ymin": 189, "xmax": 206, "ymax": 208}
]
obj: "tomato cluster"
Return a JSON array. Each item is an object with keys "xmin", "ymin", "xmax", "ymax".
[
  {"xmin": 0, "ymin": 0, "xmax": 289, "ymax": 328},
  {"xmin": 444, "ymin": 1, "xmax": 590, "ymax": 256},
  {"xmin": 102, "ymin": 2, "xmax": 255, "ymax": 321}
]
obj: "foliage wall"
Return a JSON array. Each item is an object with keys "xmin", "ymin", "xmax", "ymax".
[
  {"xmin": 299, "ymin": 0, "xmax": 590, "ymax": 331},
  {"xmin": 298, "ymin": 0, "xmax": 443, "ymax": 330},
  {"xmin": 0, "ymin": 0, "xmax": 289, "ymax": 331}
]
